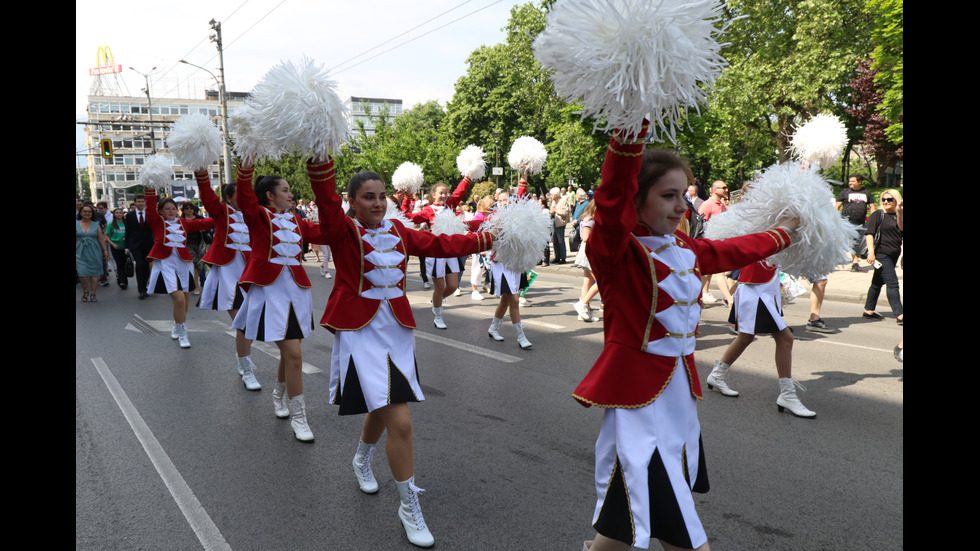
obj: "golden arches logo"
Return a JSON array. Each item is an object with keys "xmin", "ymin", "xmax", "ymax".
[{"xmin": 96, "ymin": 46, "xmax": 114, "ymax": 68}]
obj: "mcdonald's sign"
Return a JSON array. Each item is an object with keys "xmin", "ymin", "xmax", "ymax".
[{"xmin": 89, "ymin": 46, "xmax": 122, "ymax": 76}]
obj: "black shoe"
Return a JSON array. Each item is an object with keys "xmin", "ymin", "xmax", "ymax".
[
  {"xmin": 862, "ymin": 312, "xmax": 884, "ymax": 320},
  {"xmin": 805, "ymin": 318, "xmax": 834, "ymax": 333},
  {"xmin": 119, "ymin": 283, "xmax": 128, "ymax": 290},
  {"xmin": 138, "ymin": 291, "xmax": 148, "ymax": 299}
]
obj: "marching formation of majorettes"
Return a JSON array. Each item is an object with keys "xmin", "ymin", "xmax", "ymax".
[{"xmin": 99, "ymin": 126, "xmax": 848, "ymax": 551}]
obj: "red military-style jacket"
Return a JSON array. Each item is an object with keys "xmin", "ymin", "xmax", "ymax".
[
  {"xmin": 145, "ymin": 188, "xmax": 215, "ymax": 262},
  {"xmin": 195, "ymin": 170, "xmax": 251, "ymax": 267},
  {"xmin": 309, "ymin": 159, "xmax": 493, "ymax": 332},
  {"xmin": 399, "ymin": 176, "xmax": 477, "ymax": 229},
  {"xmin": 737, "ymin": 259, "xmax": 779, "ymax": 284},
  {"xmin": 573, "ymin": 124, "xmax": 793, "ymax": 409},
  {"xmin": 235, "ymin": 165, "xmax": 327, "ymax": 291}
]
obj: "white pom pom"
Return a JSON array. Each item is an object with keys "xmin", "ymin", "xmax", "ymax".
[
  {"xmin": 507, "ymin": 136, "xmax": 548, "ymax": 174},
  {"xmin": 392, "ymin": 162, "xmax": 425, "ymax": 195},
  {"xmin": 788, "ymin": 113, "xmax": 848, "ymax": 170},
  {"xmin": 534, "ymin": 0, "xmax": 729, "ymax": 141},
  {"xmin": 385, "ymin": 201, "xmax": 413, "ymax": 227},
  {"xmin": 456, "ymin": 145, "xmax": 487, "ymax": 180},
  {"xmin": 431, "ymin": 207, "xmax": 468, "ymax": 237},
  {"xmin": 481, "ymin": 196, "xmax": 551, "ymax": 273},
  {"xmin": 704, "ymin": 162, "xmax": 861, "ymax": 280},
  {"xmin": 228, "ymin": 104, "xmax": 267, "ymax": 164},
  {"xmin": 139, "ymin": 155, "xmax": 174, "ymax": 189},
  {"xmin": 248, "ymin": 57, "xmax": 349, "ymax": 161},
  {"xmin": 167, "ymin": 113, "xmax": 223, "ymax": 171}
]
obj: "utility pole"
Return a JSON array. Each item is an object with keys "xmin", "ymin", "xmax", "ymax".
[
  {"xmin": 129, "ymin": 66, "xmax": 158, "ymax": 154},
  {"xmin": 210, "ymin": 19, "xmax": 233, "ymax": 186}
]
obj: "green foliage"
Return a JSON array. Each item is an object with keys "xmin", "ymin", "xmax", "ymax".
[
  {"xmin": 254, "ymin": 152, "xmax": 312, "ymax": 202},
  {"xmin": 865, "ymin": 0, "xmax": 903, "ymax": 144},
  {"xmin": 470, "ymin": 180, "xmax": 498, "ymax": 203},
  {"xmin": 446, "ymin": 3, "xmax": 562, "ymax": 195},
  {"xmin": 336, "ymin": 101, "xmax": 459, "ymax": 195},
  {"xmin": 699, "ymin": 0, "xmax": 872, "ymax": 183},
  {"xmin": 235, "ymin": 0, "xmax": 900, "ymax": 199}
]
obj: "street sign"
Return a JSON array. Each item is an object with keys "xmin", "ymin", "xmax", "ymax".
[{"xmin": 492, "ymin": 167, "xmax": 503, "ymax": 176}]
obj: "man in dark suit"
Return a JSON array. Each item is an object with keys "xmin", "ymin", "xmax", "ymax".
[{"xmin": 124, "ymin": 195, "xmax": 154, "ymax": 298}]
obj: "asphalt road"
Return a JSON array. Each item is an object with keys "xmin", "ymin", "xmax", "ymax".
[{"xmin": 76, "ymin": 262, "xmax": 903, "ymax": 550}]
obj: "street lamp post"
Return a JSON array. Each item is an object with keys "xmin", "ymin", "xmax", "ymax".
[
  {"xmin": 180, "ymin": 58, "xmax": 232, "ymax": 186},
  {"xmin": 210, "ymin": 19, "xmax": 233, "ymax": 186},
  {"xmin": 128, "ymin": 66, "xmax": 157, "ymax": 154}
]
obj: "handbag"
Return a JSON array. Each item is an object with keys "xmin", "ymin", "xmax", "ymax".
[
  {"xmin": 568, "ymin": 226, "xmax": 581, "ymax": 252},
  {"xmin": 125, "ymin": 254, "xmax": 135, "ymax": 278}
]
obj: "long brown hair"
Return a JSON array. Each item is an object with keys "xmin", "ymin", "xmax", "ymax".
[{"xmin": 634, "ymin": 149, "xmax": 693, "ymax": 210}]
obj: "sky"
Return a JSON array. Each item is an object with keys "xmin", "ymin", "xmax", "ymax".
[{"xmin": 76, "ymin": 0, "xmax": 525, "ymax": 167}]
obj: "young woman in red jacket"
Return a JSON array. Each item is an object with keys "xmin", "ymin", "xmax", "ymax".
[
  {"xmin": 231, "ymin": 164, "xmax": 327, "ymax": 443},
  {"xmin": 194, "ymin": 170, "xmax": 260, "ymax": 390},
  {"xmin": 309, "ymin": 159, "xmax": 492, "ymax": 548},
  {"xmin": 398, "ymin": 177, "xmax": 475, "ymax": 330},
  {"xmin": 144, "ymin": 188, "xmax": 214, "ymax": 349},
  {"xmin": 574, "ymin": 123, "xmax": 799, "ymax": 551}
]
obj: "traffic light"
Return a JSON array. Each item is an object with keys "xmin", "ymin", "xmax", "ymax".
[{"xmin": 100, "ymin": 139, "xmax": 113, "ymax": 159}]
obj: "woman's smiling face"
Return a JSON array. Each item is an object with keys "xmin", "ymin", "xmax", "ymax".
[{"xmin": 636, "ymin": 168, "xmax": 689, "ymax": 236}]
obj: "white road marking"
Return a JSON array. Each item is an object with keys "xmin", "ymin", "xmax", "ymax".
[
  {"xmin": 90, "ymin": 357, "xmax": 232, "ymax": 551},
  {"xmin": 224, "ymin": 331, "xmax": 322, "ymax": 374},
  {"xmin": 414, "ymin": 331, "xmax": 523, "ymax": 363}
]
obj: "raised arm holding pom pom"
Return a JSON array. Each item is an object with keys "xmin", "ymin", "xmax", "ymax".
[{"xmin": 576, "ymin": 122, "xmax": 800, "ymax": 551}]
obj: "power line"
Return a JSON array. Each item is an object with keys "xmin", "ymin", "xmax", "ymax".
[
  {"xmin": 328, "ymin": 0, "xmax": 476, "ymax": 73},
  {"xmin": 331, "ymin": 0, "xmax": 504, "ymax": 76}
]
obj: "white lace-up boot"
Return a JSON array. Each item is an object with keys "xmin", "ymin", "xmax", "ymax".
[
  {"xmin": 487, "ymin": 317, "xmax": 504, "ymax": 341},
  {"xmin": 573, "ymin": 301, "xmax": 593, "ymax": 322},
  {"xmin": 170, "ymin": 322, "xmax": 180, "ymax": 340},
  {"xmin": 288, "ymin": 394, "xmax": 315, "ymax": 442},
  {"xmin": 706, "ymin": 360, "xmax": 739, "ymax": 397},
  {"xmin": 514, "ymin": 322, "xmax": 532, "ymax": 350},
  {"xmin": 352, "ymin": 440, "xmax": 379, "ymax": 494},
  {"xmin": 395, "ymin": 477, "xmax": 434, "ymax": 547},
  {"xmin": 776, "ymin": 378, "xmax": 816, "ymax": 418},
  {"xmin": 240, "ymin": 362, "xmax": 261, "ymax": 391},
  {"xmin": 432, "ymin": 307, "xmax": 447, "ymax": 330},
  {"xmin": 177, "ymin": 323, "xmax": 191, "ymax": 349},
  {"xmin": 272, "ymin": 382, "xmax": 290, "ymax": 419}
]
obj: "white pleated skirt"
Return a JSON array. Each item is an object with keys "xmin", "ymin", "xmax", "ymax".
[
  {"xmin": 591, "ymin": 361, "xmax": 709, "ymax": 550},
  {"xmin": 424, "ymin": 256, "xmax": 464, "ymax": 279},
  {"xmin": 148, "ymin": 252, "xmax": 194, "ymax": 294},
  {"xmin": 489, "ymin": 261, "xmax": 526, "ymax": 296},
  {"xmin": 329, "ymin": 302, "xmax": 423, "ymax": 416},
  {"xmin": 729, "ymin": 275, "xmax": 786, "ymax": 335},
  {"xmin": 231, "ymin": 270, "xmax": 314, "ymax": 342},
  {"xmin": 199, "ymin": 254, "xmax": 246, "ymax": 312}
]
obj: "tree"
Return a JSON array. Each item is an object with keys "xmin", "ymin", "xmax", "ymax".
[
  {"xmin": 544, "ymin": 105, "xmax": 608, "ymax": 191},
  {"xmin": 340, "ymin": 100, "xmax": 459, "ymax": 195},
  {"xmin": 254, "ymin": 152, "xmax": 312, "ymax": 202},
  {"xmin": 846, "ymin": 59, "xmax": 901, "ymax": 184},
  {"xmin": 446, "ymin": 3, "xmax": 561, "ymax": 195},
  {"xmin": 865, "ymin": 0, "xmax": 902, "ymax": 145},
  {"xmin": 703, "ymin": 0, "xmax": 872, "ymax": 185}
]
